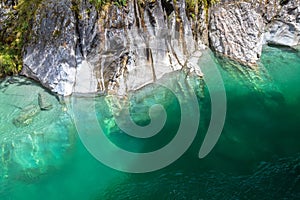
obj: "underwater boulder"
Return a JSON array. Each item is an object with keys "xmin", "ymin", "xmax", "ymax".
[
  {"xmin": 13, "ymin": 105, "xmax": 40, "ymax": 127},
  {"xmin": 38, "ymin": 93, "xmax": 53, "ymax": 111}
]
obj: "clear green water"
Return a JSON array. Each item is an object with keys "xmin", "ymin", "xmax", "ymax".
[{"xmin": 0, "ymin": 46, "xmax": 300, "ymax": 199}]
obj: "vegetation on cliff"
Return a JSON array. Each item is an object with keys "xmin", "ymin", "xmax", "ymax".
[
  {"xmin": 0, "ymin": 0, "xmax": 42, "ymax": 77},
  {"xmin": 186, "ymin": 0, "xmax": 219, "ymax": 20}
]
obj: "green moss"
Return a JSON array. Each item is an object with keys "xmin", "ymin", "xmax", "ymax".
[{"xmin": 0, "ymin": 48, "xmax": 17, "ymax": 76}]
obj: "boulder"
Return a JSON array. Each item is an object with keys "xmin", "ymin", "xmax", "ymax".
[
  {"xmin": 21, "ymin": 0, "xmax": 77, "ymax": 96},
  {"xmin": 13, "ymin": 105, "xmax": 40, "ymax": 127},
  {"xmin": 264, "ymin": 0, "xmax": 300, "ymax": 47},
  {"xmin": 209, "ymin": 2, "xmax": 264, "ymax": 67}
]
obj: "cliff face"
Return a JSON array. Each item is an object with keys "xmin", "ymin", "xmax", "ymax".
[
  {"xmin": 209, "ymin": 2, "xmax": 264, "ymax": 67},
  {"xmin": 1, "ymin": 0, "xmax": 299, "ymax": 95},
  {"xmin": 209, "ymin": 0, "xmax": 300, "ymax": 68},
  {"xmin": 21, "ymin": 0, "xmax": 204, "ymax": 96},
  {"xmin": 263, "ymin": 0, "xmax": 300, "ymax": 47},
  {"xmin": 21, "ymin": 0, "xmax": 78, "ymax": 95}
]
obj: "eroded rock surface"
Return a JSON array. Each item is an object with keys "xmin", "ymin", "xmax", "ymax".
[
  {"xmin": 209, "ymin": 2, "xmax": 264, "ymax": 67},
  {"xmin": 264, "ymin": 0, "xmax": 300, "ymax": 47},
  {"xmin": 21, "ymin": 0, "xmax": 203, "ymax": 96},
  {"xmin": 209, "ymin": 0, "xmax": 300, "ymax": 67},
  {"xmin": 7, "ymin": 0, "xmax": 300, "ymax": 95},
  {"xmin": 21, "ymin": 0, "xmax": 77, "ymax": 96}
]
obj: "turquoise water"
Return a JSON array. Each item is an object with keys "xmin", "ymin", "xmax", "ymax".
[{"xmin": 0, "ymin": 46, "xmax": 300, "ymax": 199}]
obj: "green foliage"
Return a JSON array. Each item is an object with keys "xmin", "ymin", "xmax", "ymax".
[
  {"xmin": 0, "ymin": 0, "xmax": 42, "ymax": 77},
  {"xmin": 114, "ymin": 0, "xmax": 127, "ymax": 7},
  {"xmin": 186, "ymin": 0, "xmax": 219, "ymax": 9},
  {"xmin": 186, "ymin": 0, "xmax": 220, "ymax": 21},
  {"xmin": 0, "ymin": 44, "xmax": 20, "ymax": 76},
  {"xmin": 89, "ymin": 0, "xmax": 127, "ymax": 9}
]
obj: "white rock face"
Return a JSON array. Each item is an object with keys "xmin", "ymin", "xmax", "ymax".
[
  {"xmin": 94, "ymin": 0, "xmax": 203, "ymax": 96},
  {"xmin": 210, "ymin": 0, "xmax": 300, "ymax": 67},
  {"xmin": 21, "ymin": 0, "xmax": 203, "ymax": 96},
  {"xmin": 264, "ymin": 0, "xmax": 300, "ymax": 47},
  {"xmin": 19, "ymin": 0, "xmax": 300, "ymax": 96},
  {"xmin": 21, "ymin": 0, "xmax": 78, "ymax": 96},
  {"xmin": 209, "ymin": 2, "xmax": 264, "ymax": 67}
]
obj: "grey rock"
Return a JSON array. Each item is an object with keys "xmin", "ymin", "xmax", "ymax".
[
  {"xmin": 0, "ymin": 0, "xmax": 17, "ymax": 38},
  {"xmin": 209, "ymin": 2, "xmax": 264, "ymax": 67},
  {"xmin": 264, "ymin": 0, "xmax": 300, "ymax": 47},
  {"xmin": 210, "ymin": 0, "xmax": 300, "ymax": 67},
  {"xmin": 21, "ymin": 0, "xmax": 78, "ymax": 96},
  {"xmin": 18, "ymin": 0, "xmax": 300, "ymax": 94},
  {"xmin": 38, "ymin": 93, "xmax": 53, "ymax": 110},
  {"xmin": 92, "ymin": 0, "xmax": 203, "ymax": 96},
  {"xmin": 21, "ymin": 0, "xmax": 203, "ymax": 96},
  {"xmin": 13, "ymin": 104, "xmax": 40, "ymax": 127}
]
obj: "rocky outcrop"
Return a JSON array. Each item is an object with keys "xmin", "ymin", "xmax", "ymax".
[
  {"xmin": 21, "ymin": 0, "xmax": 203, "ymax": 96},
  {"xmin": 209, "ymin": 0, "xmax": 300, "ymax": 67},
  {"xmin": 2, "ymin": 0, "xmax": 298, "ymax": 95},
  {"xmin": 263, "ymin": 0, "xmax": 300, "ymax": 47},
  {"xmin": 93, "ymin": 0, "xmax": 203, "ymax": 96},
  {"xmin": 21, "ymin": 0, "xmax": 78, "ymax": 96},
  {"xmin": 209, "ymin": 2, "xmax": 264, "ymax": 67}
]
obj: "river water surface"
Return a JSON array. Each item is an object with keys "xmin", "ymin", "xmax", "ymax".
[{"xmin": 0, "ymin": 46, "xmax": 299, "ymax": 199}]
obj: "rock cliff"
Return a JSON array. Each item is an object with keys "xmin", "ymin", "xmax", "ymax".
[
  {"xmin": 209, "ymin": 0, "xmax": 300, "ymax": 68},
  {"xmin": 21, "ymin": 0, "xmax": 204, "ymax": 96},
  {"xmin": 1, "ymin": 0, "xmax": 299, "ymax": 95},
  {"xmin": 209, "ymin": 2, "xmax": 264, "ymax": 67}
]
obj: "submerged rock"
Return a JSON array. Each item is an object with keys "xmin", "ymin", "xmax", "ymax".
[
  {"xmin": 38, "ymin": 93, "xmax": 53, "ymax": 110},
  {"xmin": 13, "ymin": 104, "xmax": 40, "ymax": 127}
]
